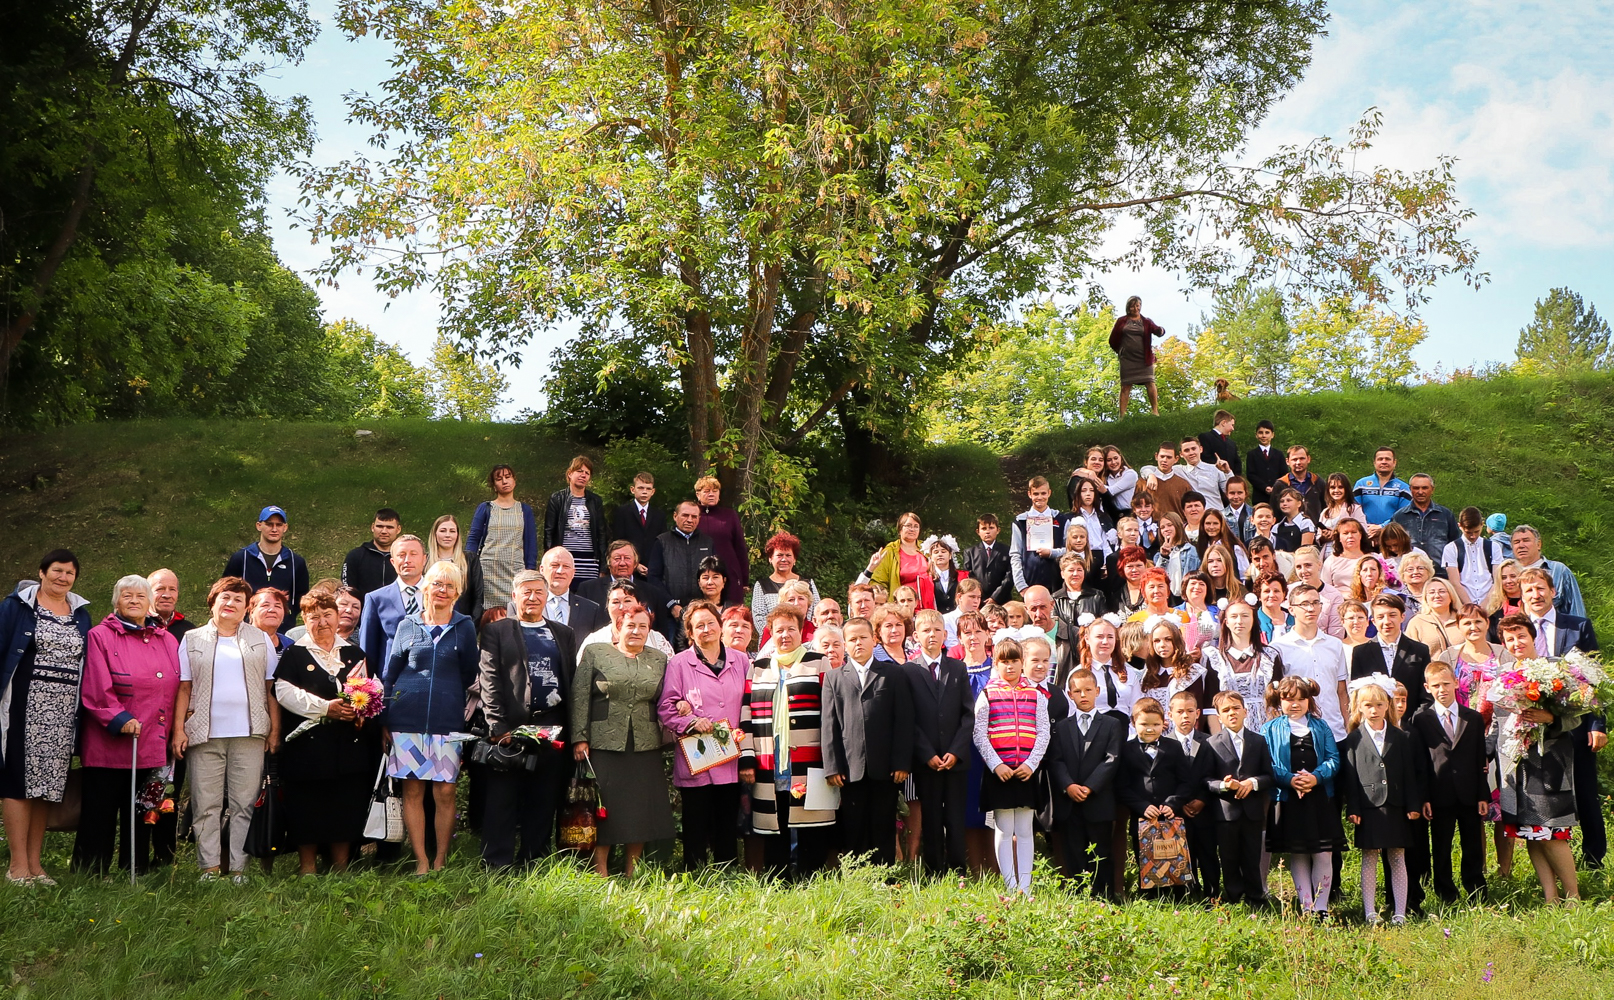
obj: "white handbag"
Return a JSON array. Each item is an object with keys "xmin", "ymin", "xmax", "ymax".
[{"xmin": 364, "ymin": 759, "xmax": 405, "ymax": 842}]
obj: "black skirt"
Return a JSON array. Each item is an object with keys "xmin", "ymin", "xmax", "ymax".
[
  {"xmin": 1267, "ymin": 734, "xmax": 1345, "ymax": 854},
  {"xmin": 979, "ymin": 766, "xmax": 1040, "ymax": 812},
  {"xmin": 1352, "ymin": 803, "xmax": 1411, "ymax": 851},
  {"xmin": 282, "ymin": 774, "xmax": 373, "ymax": 845}
]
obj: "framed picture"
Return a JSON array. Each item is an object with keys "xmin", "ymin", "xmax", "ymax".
[{"xmin": 678, "ymin": 729, "xmax": 743, "ymax": 776}]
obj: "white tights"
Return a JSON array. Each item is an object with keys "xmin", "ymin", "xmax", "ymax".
[
  {"xmin": 991, "ymin": 808, "xmax": 1035, "ymax": 894},
  {"xmin": 1361, "ymin": 848, "xmax": 1407, "ymax": 919},
  {"xmin": 1287, "ymin": 851, "xmax": 1334, "ymax": 913}
]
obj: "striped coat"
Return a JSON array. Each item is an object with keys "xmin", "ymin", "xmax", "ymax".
[{"xmin": 740, "ymin": 650, "xmax": 833, "ymax": 832}]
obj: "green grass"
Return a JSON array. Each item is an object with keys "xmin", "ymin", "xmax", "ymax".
[{"xmin": 3, "ymin": 846, "xmax": 1614, "ymax": 999}]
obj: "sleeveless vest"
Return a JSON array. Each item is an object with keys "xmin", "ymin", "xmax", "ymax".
[
  {"xmin": 181, "ymin": 622, "xmax": 272, "ymax": 744},
  {"xmin": 984, "ymin": 681, "xmax": 1039, "ymax": 768}
]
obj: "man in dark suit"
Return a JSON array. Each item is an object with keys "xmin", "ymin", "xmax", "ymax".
[
  {"xmin": 903, "ymin": 608, "xmax": 975, "ymax": 875},
  {"xmin": 537, "ymin": 547, "xmax": 608, "ymax": 635},
  {"xmin": 610, "ymin": 473, "xmax": 667, "ymax": 569},
  {"xmin": 1199, "ymin": 691, "xmax": 1276, "ymax": 905},
  {"xmin": 1521, "ymin": 568, "xmax": 1605, "ymax": 866},
  {"xmin": 822, "ymin": 618, "xmax": 914, "ymax": 866},
  {"xmin": 1244, "ymin": 420, "xmax": 1286, "ymax": 507},
  {"xmin": 1411, "ymin": 663, "xmax": 1489, "ymax": 901},
  {"xmin": 1196, "ymin": 409, "xmax": 1241, "ymax": 477},
  {"xmin": 1350, "ymin": 594, "xmax": 1433, "ymax": 711},
  {"xmin": 476, "ymin": 569, "xmax": 579, "ymax": 868},
  {"xmin": 960, "ymin": 515, "xmax": 1013, "ymax": 604},
  {"xmin": 576, "ymin": 541, "xmax": 677, "ymax": 642},
  {"xmin": 1047, "ymin": 669, "xmax": 1124, "ymax": 897}
]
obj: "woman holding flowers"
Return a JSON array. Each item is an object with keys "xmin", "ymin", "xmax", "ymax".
[
  {"xmin": 273, "ymin": 590, "xmax": 381, "ymax": 874},
  {"xmin": 1492, "ymin": 612, "xmax": 1593, "ymax": 903}
]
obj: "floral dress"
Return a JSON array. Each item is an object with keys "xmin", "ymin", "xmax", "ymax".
[{"xmin": 9, "ymin": 610, "xmax": 86, "ymax": 800}]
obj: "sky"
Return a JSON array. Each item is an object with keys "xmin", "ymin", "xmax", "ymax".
[{"xmin": 260, "ymin": 0, "xmax": 1614, "ymax": 414}]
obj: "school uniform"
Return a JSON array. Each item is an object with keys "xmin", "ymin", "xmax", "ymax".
[
  {"xmin": 1410, "ymin": 701, "xmax": 1489, "ymax": 900},
  {"xmin": 1046, "ymin": 708, "xmax": 1124, "ymax": 897},
  {"xmin": 1117, "ymin": 737, "xmax": 1194, "ymax": 894},
  {"xmin": 610, "ymin": 500, "xmax": 666, "ymax": 559},
  {"xmin": 904, "ymin": 654, "xmax": 975, "ymax": 875},
  {"xmin": 1170, "ymin": 726, "xmax": 1221, "ymax": 897},
  {"xmin": 1199, "ymin": 727, "xmax": 1276, "ymax": 905},
  {"xmin": 1340, "ymin": 722, "xmax": 1426, "ymax": 850},
  {"xmin": 1350, "ymin": 635, "xmax": 1433, "ymax": 711},
  {"xmin": 1245, "ymin": 445, "xmax": 1287, "ymax": 507},
  {"xmin": 822, "ymin": 657, "xmax": 915, "ymax": 865},
  {"xmin": 960, "ymin": 540, "xmax": 1013, "ymax": 605}
]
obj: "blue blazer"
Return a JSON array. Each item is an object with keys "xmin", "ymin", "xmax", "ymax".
[
  {"xmin": 1261, "ymin": 715, "xmax": 1340, "ymax": 801},
  {"xmin": 1552, "ymin": 614, "xmax": 1604, "ymax": 735},
  {"xmin": 382, "ymin": 613, "xmax": 480, "ymax": 735},
  {"xmin": 466, "ymin": 501, "xmax": 538, "ymax": 570},
  {"xmin": 359, "ymin": 582, "xmax": 410, "ymax": 676}
]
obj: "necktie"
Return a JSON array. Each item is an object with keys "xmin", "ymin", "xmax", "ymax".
[
  {"xmin": 1078, "ymin": 713, "xmax": 1090, "ymax": 736},
  {"xmin": 1533, "ymin": 620, "xmax": 1549, "ymax": 657},
  {"xmin": 547, "ymin": 595, "xmax": 566, "ymax": 625},
  {"xmin": 639, "ymin": 507, "xmax": 647, "ymax": 526},
  {"xmin": 1443, "ymin": 710, "xmax": 1457, "ymax": 743},
  {"xmin": 404, "ymin": 586, "xmax": 420, "ymax": 616},
  {"xmin": 930, "ymin": 662, "xmax": 939, "ymax": 682}
]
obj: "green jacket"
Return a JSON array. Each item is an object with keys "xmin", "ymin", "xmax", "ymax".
[
  {"xmin": 570, "ymin": 643, "xmax": 669, "ymax": 753},
  {"xmin": 869, "ymin": 540, "xmax": 906, "ymax": 597}
]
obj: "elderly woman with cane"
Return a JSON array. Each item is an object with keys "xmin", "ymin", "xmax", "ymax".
[{"xmin": 73, "ymin": 575, "xmax": 181, "ymax": 877}]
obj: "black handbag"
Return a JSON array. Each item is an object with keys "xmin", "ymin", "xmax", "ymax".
[
  {"xmin": 244, "ymin": 757, "xmax": 286, "ymax": 859},
  {"xmin": 470, "ymin": 734, "xmax": 546, "ymax": 773}
]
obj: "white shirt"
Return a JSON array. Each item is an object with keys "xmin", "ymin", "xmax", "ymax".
[
  {"xmin": 1179, "ymin": 460, "xmax": 1231, "ymax": 511},
  {"xmin": 1532, "ymin": 607, "xmax": 1558, "ymax": 656},
  {"xmin": 1273, "ymin": 629, "xmax": 1350, "ymax": 740},
  {"xmin": 850, "ymin": 655, "xmax": 874, "ymax": 690},
  {"xmin": 1225, "ymin": 727, "xmax": 1245, "ymax": 766},
  {"xmin": 1433, "ymin": 701, "xmax": 1460, "ymax": 741},
  {"xmin": 545, "ymin": 591, "xmax": 569, "ymax": 626},
  {"xmin": 179, "ymin": 635, "xmax": 276, "ymax": 739},
  {"xmin": 1441, "ymin": 535, "xmax": 1497, "ymax": 604},
  {"xmin": 1365, "ymin": 720, "xmax": 1388, "ymax": 755},
  {"xmin": 1378, "ymin": 637, "xmax": 1400, "ymax": 674}
]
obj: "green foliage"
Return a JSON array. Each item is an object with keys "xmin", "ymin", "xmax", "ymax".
[
  {"xmin": 324, "ymin": 320, "xmax": 436, "ymax": 419},
  {"xmin": 1189, "ymin": 286, "xmax": 1293, "ymax": 395},
  {"xmin": 428, "ymin": 333, "xmax": 509, "ymax": 421},
  {"xmin": 1515, "ymin": 287, "xmax": 1612, "ymax": 376},
  {"xmin": 537, "ymin": 336, "xmax": 685, "ymax": 450}
]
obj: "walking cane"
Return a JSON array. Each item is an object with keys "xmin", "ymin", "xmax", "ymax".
[{"xmin": 129, "ymin": 732, "xmax": 139, "ymax": 887}]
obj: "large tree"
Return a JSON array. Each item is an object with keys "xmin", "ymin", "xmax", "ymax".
[
  {"xmin": 1515, "ymin": 288, "xmax": 1611, "ymax": 376},
  {"xmin": 0, "ymin": 0, "xmax": 315, "ymax": 418},
  {"xmin": 302, "ymin": 0, "xmax": 1479, "ymax": 502}
]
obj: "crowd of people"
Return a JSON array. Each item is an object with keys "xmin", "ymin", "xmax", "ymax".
[{"xmin": 0, "ymin": 421, "xmax": 1603, "ymax": 921}]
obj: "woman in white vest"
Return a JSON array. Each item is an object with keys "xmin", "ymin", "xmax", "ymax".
[{"xmin": 172, "ymin": 576, "xmax": 281, "ymax": 883}]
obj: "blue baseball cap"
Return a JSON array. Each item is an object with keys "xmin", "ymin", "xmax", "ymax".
[
  {"xmin": 258, "ymin": 505, "xmax": 288, "ymax": 522},
  {"xmin": 1485, "ymin": 513, "xmax": 1506, "ymax": 533}
]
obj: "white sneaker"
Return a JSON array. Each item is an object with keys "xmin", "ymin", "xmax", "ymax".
[{"xmin": 230, "ymin": 873, "xmax": 248, "ymax": 886}]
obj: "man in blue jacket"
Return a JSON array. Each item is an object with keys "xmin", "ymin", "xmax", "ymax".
[
  {"xmin": 223, "ymin": 505, "xmax": 310, "ymax": 624},
  {"xmin": 1390, "ymin": 474, "xmax": 1460, "ymax": 563},
  {"xmin": 1353, "ymin": 447, "xmax": 1413, "ymax": 530}
]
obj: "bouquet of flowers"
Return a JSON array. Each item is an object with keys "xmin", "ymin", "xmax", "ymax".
[
  {"xmin": 343, "ymin": 675, "xmax": 385, "ymax": 721},
  {"xmin": 138, "ymin": 764, "xmax": 176, "ymax": 825},
  {"xmin": 1489, "ymin": 650, "xmax": 1613, "ymax": 760}
]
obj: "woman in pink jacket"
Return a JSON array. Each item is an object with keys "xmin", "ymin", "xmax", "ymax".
[
  {"xmin": 657, "ymin": 600, "xmax": 750, "ymax": 869},
  {"xmin": 72, "ymin": 575, "xmax": 180, "ymax": 875}
]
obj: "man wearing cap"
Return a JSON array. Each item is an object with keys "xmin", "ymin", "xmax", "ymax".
[{"xmin": 223, "ymin": 505, "xmax": 310, "ymax": 623}]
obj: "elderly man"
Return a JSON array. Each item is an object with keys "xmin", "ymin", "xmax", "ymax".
[
  {"xmin": 147, "ymin": 568, "xmax": 196, "ymax": 642},
  {"xmin": 1022, "ymin": 585, "xmax": 1057, "ymax": 643},
  {"xmin": 576, "ymin": 540, "xmax": 676, "ymax": 642},
  {"xmin": 537, "ymin": 547, "xmax": 607, "ymax": 634},
  {"xmin": 477, "ymin": 569, "xmax": 578, "ymax": 869},
  {"xmin": 813, "ymin": 598, "xmax": 844, "ymax": 630},
  {"xmin": 1390, "ymin": 474, "xmax": 1460, "ymax": 563},
  {"xmin": 645, "ymin": 500, "xmax": 715, "ymax": 626},
  {"xmin": 1511, "ymin": 525, "xmax": 1587, "ymax": 619}
]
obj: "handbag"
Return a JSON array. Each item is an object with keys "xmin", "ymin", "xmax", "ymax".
[
  {"xmin": 45, "ymin": 768, "xmax": 83, "ymax": 832},
  {"xmin": 364, "ymin": 758, "xmax": 405, "ymax": 842},
  {"xmin": 244, "ymin": 760, "xmax": 286, "ymax": 858},
  {"xmin": 469, "ymin": 735, "xmax": 543, "ymax": 773},
  {"xmin": 1137, "ymin": 816, "xmax": 1193, "ymax": 889},
  {"xmin": 558, "ymin": 757, "xmax": 600, "ymax": 852}
]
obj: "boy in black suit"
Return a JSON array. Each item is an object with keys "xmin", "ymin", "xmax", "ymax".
[
  {"xmin": 960, "ymin": 514, "xmax": 1013, "ymax": 605},
  {"xmin": 1350, "ymin": 594, "xmax": 1433, "ymax": 711},
  {"xmin": 1118, "ymin": 697, "xmax": 1194, "ymax": 898},
  {"xmin": 609, "ymin": 472, "xmax": 666, "ymax": 569},
  {"xmin": 1201, "ymin": 691, "xmax": 1276, "ymax": 906},
  {"xmin": 904, "ymin": 608, "xmax": 975, "ymax": 876},
  {"xmin": 1244, "ymin": 420, "xmax": 1285, "ymax": 507},
  {"xmin": 1411, "ymin": 663, "xmax": 1489, "ymax": 901},
  {"xmin": 1168, "ymin": 691, "xmax": 1219, "ymax": 899},
  {"xmin": 822, "ymin": 617, "xmax": 914, "ymax": 866},
  {"xmin": 1047, "ymin": 669, "xmax": 1124, "ymax": 897}
]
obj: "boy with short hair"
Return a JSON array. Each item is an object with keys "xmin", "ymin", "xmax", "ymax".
[
  {"xmin": 1047, "ymin": 669, "xmax": 1125, "ymax": 897},
  {"xmin": 1245, "ymin": 420, "xmax": 1285, "ymax": 507},
  {"xmin": 1200, "ymin": 691, "xmax": 1276, "ymax": 906},
  {"xmin": 1010, "ymin": 477, "xmax": 1068, "ymax": 594},
  {"xmin": 1168, "ymin": 690, "xmax": 1218, "ymax": 898},
  {"xmin": 1224, "ymin": 476, "xmax": 1254, "ymax": 544},
  {"xmin": 1118, "ymin": 697, "xmax": 1194, "ymax": 897},
  {"xmin": 611, "ymin": 471, "xmax": 666, "ymax": 565},
  {"xmin": 1139, "ymin": 441, "xmax": 1193, "ymax": 521},
  {"xmin": 1409, "ymin": 663, "xmax": 1488, "ymax": 902},
  {"xmin": 961, "ymin": 514, "xmax": 1013, "ymax": 605},
  {"xmin": 1441, "ymin": 506, "xmax": 1506, "ymax": 607},
  {"xmin": 1130, "ymin": 492, "xmax": 1160, "ymax": 554},
  {"xmin": 943, "ymin": 577, "xmax": 983, "ymax": 648}
]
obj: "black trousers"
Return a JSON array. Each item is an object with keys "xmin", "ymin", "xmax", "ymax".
[
  {"xmin": 1185, "ymin": 814, "xmax": 1220, "ymax": 897},
  {"xmin": 71, "ymin": 766, "xmax": 155, "ymax": 875},
  {"xmin": 1429, "ymin": 803, "xmax": 1486, "ymax": 900},
  {"xmin": 480, "ymin": 755, "xmax": 566, "ymax": 869},
  {"xmin": 762, "ymin": 792, "xmax": 833, "ymax": 880},
  {"xmin": 679, "ymin": 783, "xmax": 741, "ymax": 869},
  {"xmin": 1060, "ymin": 818, "xmax": 1115, "ymax": 899},
  {"xmin": 1574, "ymin": 740, "xmax": 1606, "ymax": 867},
  {"xmin": 914, "ymin": 767, "xmax": 968, "ymax": 875},
  {"xmin": 837, "ymin": 778, "xmax": 899, "ymax": 866},
  {"xmin": 1216, "ymin": 815, "xmax": 1267, "ymax": 904}
]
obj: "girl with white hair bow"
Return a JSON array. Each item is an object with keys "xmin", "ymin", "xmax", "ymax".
[{"xmin": 918, "ymin": 534, "xmax": 967, "ymax": 615}]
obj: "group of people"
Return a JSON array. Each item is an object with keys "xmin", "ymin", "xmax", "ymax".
[{"xmin": 0, "ymin": 425, "xmax": 1602, "ymax": 921}]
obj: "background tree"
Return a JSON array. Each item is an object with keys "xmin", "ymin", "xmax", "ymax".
[
  {"xmin": 302, "ymin": 0, "xmax": 1479, "ymax": 510},
  {"xmin": 0, "ymin": 0, "xmax": 315, "ymax": 422},
  {"xmin": 1515, "ymin": 288, "xmax": 1611, "ymax": 376},
  {"xmin": 324, "ymin": 320, "xmax": 436, "ymax": 419},
  {"xmin": 1189, "ymin": 286, "xmax": 1294, "ymax": 396},
  {"xmin": 428, "ymin": 334, "xmax": 509, "ymax": 421}
]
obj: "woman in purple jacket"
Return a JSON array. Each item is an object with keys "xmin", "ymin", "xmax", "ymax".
[
  {"xmin": 694, "ymin": 476, "xmax": 749, "ymax": 606},
  {"xmin": 658, "ymin": 600, "xmax": 750, "ymax": 868},
  {"xmin": 73, "ymin": 575, "xmax": 180, "ymax": 875}
]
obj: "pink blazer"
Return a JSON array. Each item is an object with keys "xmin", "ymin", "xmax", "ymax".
[
  {"xmin": 81, "ymin": 615, "xmax": 181, "ymax": 769},
  {"xmin": 657, "ymin": 645, "xmax": 751, "ymax": 786}
]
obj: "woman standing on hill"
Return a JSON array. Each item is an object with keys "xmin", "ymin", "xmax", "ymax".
[
  {"xmin": 1109, "ymin": 296, "xmax": 1164, "ymax": 417},
  {"xmin": 472, "ymin": 463, "xmax": 542, "ymax": 607},
  {"xmin": 694, "ymin": 476, "xmax": 749, "ymax": 606},
  {"xmin": 1, "ymin": 550, "xmax": 93, "ymax": 885}
]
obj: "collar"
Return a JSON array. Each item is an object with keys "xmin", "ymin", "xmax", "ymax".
[
  {"xmin": 674, "ymin": 527, "xmax": 694, "ymax": 540},
  {"xmin": 398, "ymin": 577, "xmax": 421, "ymax": 594},
  {"xmin": 636, "ymin": 501, "xmax": 649, "ymax": 514},
  {"xmin": 1533, "ymin": 608, "xmax": 1557, "ymax": 626},
  {"xmin": 849, "ymin": 655, "xmax": 873, "ymax": 672}
]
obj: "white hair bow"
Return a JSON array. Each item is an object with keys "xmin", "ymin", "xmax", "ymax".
[
  {"xmin": 1348, "ymin": 673, "xmax": 1398, "ymax": 702},
  {"xmin": 993, "ymin": 625, "xmax": 1042, "ymax": 645},
  {"xmin": 1077, "ymin": 612, "xmax": 1096, "ymax": 628}
]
